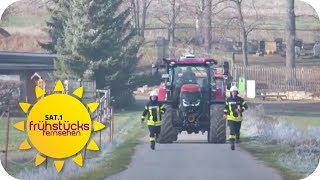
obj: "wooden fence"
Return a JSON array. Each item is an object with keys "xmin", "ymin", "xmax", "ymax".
[
  {"xmin": 45, "ymin": 80, "xmax": 96, "ymax": 103},
  {"xmin": 231, "ymin": 65, "xmax": 320, "ymax": 94}
]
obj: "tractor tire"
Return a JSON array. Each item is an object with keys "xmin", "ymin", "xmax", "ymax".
[
  {"xmin": 157, "ymin": 105, "xmax": 178, "ymax": 143},
  {"xmin": 208, "ymin": 104, "xmax": 226, "ymax": 144}
]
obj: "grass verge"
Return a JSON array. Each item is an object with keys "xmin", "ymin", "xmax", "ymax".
[
  {"xmin": 67, "ymin": 137, "xmax": 141, "ymax": 180},
  {"xmin": 0, "ymin": 117, "xmax": 27, "ymax": 151},
  {"xmin": 242, "ymin": 107, "xmax": 320, "ymax": 180},
  {"xmin": 65, "ymin": 116, "xmax": 147, "ymax": 180},
  {"xmin": 240, "ymin": 139, "xmax": 302, "ymax": 180}
]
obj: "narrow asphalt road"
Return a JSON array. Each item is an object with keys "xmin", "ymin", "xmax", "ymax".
[
  {"xmin": 107, "ymin": 95, "xmax": 283, "ymax": 180},
  {"xmin": 107, "ymin": 132, "xmax": 283, "ymax": 180}
]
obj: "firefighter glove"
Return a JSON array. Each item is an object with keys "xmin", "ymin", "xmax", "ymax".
[{"xmin": 223, "ymin": 114, "xmax": 227, "ymax": 119}]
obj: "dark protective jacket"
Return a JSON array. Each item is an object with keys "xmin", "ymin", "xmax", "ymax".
[
  {"xmin": 181, "ymin": 71, "xmax": 197, "ymax": 83},
  {"xmin": 141, "ymin": 100, "xmax": 165, "ymax": 126},
  {"xmin": 224, "ymin": 96, "xmax": 248, "ymax": 121}
]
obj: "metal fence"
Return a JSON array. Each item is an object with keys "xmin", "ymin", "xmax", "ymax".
[{"xmin": 231, "ymin": 65, "xmax": 320, "ymax": 94}]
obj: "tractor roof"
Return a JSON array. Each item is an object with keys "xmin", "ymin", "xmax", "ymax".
[{"xmin": 163, "ymin": 56, "xmax": 217, "ymax": 66}]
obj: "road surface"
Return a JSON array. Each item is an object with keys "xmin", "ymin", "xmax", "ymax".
[{"xmin": 107, "ymin": 132, "xmax": 283, "ymax": 180}]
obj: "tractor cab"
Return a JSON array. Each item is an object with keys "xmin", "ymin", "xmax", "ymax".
[
  {"xmin": 156, "ymin": 55, "xmax": 227, "ymax": 104},
  {"xmin": 153, "ymin": 54, "xmax": 230, "ymax": 142}
]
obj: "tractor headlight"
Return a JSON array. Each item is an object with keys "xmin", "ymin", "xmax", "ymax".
[
  {"xmin": 194, "ymin": 100, "xmax": 200, "ymax": 106},
  {"xmin": 182, "ymin": 99, "xmax": 189, "ymax": 107}
]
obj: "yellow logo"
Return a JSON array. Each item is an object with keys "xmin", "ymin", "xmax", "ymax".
[{"xmin": 14, "ymin": 80, "xmax": 105, "ymax": 172}]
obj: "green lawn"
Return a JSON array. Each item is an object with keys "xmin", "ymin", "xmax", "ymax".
[
  {"xmin": 0, "ymin": 116, "xmax": 36, "ymax": 177},
  {"xmin": 0, "ymin": 117, "xmax": 27, "ymax": 152},
  {"xmin": 262, "ymin": 16, "xmax": 320, "ymax": 29},
  {"xmin": 1, "ymin": 15, "xmax": 49, "ymax": 27},
  {"xmin": 272, "ymin": 115, "xmax": 320, "ymax": 129}
]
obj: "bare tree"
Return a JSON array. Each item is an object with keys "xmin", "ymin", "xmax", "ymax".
[
  {"xmin": 130, "ymin": 0, "xmax": 140, "ymax": 34},
  {"xmin": 226, "ymin": 0, "xmax": 263, "ymax": 66},
  {"xmin": 204, "ymin": 0, "xmax": 212, "ymax": 52},
  {"xmin": 285, "ymin": 0, "xmax": 296, "ymax": 69},
  {"xmin": 196, "ymin": 0, "xmax": 205, "ymax": 37},
  {"xmin": 153, "ymin": 0, "xmax": 183, "ymax": 46},
  {"xmin": 195, "ymin": 0, "xmax": 235, "ymax": 52},
  {"xmin": 169, "ymin": 0, "xmax": 176, "ymax": 46},
  {"xmin": 129, "ymin": 0, "xmax": 154, "ymax": 38},
  {"xmin": 141, "ymin": 0, "xmax": 153, "ymax": 38}
]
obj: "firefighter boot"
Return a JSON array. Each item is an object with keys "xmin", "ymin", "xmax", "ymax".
[
  {"xmin": 150, "ymin": 141, "xmax": 155, "ymax": 150},
  {"xmin": 236, "ymin": 133, "xmax": 240, "ymax": 143},
  {"xmin": 230, "ymin": 139, "xmax": 235, "ymax": 151}
]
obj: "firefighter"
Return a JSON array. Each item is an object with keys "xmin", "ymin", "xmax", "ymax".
[
  {"xmin": 182, "ymin": 67, "xmax": 197, "ymax": 83},
  {"xmin": 224, "ymin": 86, "xmax": 248, "ymax": 150},
  {"xmin": 141, "ymin": 90, "xmax": 165, "ymax": 150}
]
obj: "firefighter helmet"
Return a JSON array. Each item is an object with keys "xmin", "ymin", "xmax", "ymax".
[
  {"xmin": 230, "ymin": 86, "xmax": 238, "ymax": 92},
  {"xmin": 150, "ymin": 90, "xmax": 158, "ymax": 97}
]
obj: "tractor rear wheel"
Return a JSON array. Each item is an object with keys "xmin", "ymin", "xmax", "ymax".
[
  {"xmin": 208, "ymin": 105, "xmax": 226, "ymax": 143},
  {"xmin": 157, "ymin": 105, "xmax": 178, "ymax": 143}
]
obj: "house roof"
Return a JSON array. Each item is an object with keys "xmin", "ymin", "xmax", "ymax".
[{"xmin": 0, "ymin": 51, "xmax": 56, "ymax": 71}]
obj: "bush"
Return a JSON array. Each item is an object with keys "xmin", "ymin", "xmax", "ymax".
[
  {"xmin": 0, "ymin": 80, "xmax": 21, "ymax": 111},
  {"xmin": 131, "ymin": 72, "xmax": 162, "ymax": 89}
]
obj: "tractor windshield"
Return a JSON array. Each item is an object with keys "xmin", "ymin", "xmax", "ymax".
[{"xmin": 173, "ymin": 66, "xmax": 208, "ymax": 88}]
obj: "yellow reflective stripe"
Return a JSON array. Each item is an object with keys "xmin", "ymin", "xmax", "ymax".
[
  {"xmin": 147, "ymin": 120, "xmax": 161, "ymax": 126},
  {"xmin": 149, "ymin": 109, "xmax": 153, "ymax": 120},
  {"xmin": 229, "ymin": 135, "xmax": 236, "ymax": 139},
  {"xmin": 160, "ymin": 105, "xmax": 165, "ymax": 113},
  {"xmin": 149, "ymin": 137, "xmax": 156, "ymax": 142},
  {"xmin": 224, "ymin": 109, "xmax": 228, "ymax": 112},
  {"xmin": 242, "ymin": 101, "xmax": 247, "ymax": 105},
  {"xmin": 229, "ymin": 104, "xmax": 233, "ymax": 117},
  {"xmin": 145, "ymin": 106, "xmax": 148, "ymax": 110},
  {"xmin": 228, "ymin": 119, "xmax": 241, "ymax": 122},
  {"xmin": 141, "ymin": 116, "xmax": 145, "ymax": 118},
  {"xmin": 157, "ymin": 107, "xmax": 160, "ymax": 120}
]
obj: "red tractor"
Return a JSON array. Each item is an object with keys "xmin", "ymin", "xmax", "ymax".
[{"xmin": 154, "ymin": 55, "xmax": 230, "ymax": 143}]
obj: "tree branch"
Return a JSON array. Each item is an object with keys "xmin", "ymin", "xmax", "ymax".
[
  {"xmin": 212, "ymin": 0, "xmax": 230, "ymax": 7},
  {"xmin": 295, "ymin": 14, "xmax": 319, "ymax": 20},
  {"xmin": 146, "ymin": 0, "xmax": 153, "ymax": 9},
  {"xmin": 213, "ymin": 5, "xmax": 234, "ymax": 15},
  {"xmin": 154, "ymin": 15, "xmax": 170, "ymax": 26}
]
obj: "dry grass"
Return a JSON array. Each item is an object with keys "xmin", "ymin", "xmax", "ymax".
[{"xmin": 0, "ymin": 27, "xmax": 48, "ymax": 52}]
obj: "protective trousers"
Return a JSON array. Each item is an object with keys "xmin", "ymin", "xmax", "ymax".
[
  {"xmin": 148, "ymin": 125, "xmax": 161, "ymax": 142},
  {"xmin": 227, "ymin": 120, "xmax": 242, "ymax": 140}
]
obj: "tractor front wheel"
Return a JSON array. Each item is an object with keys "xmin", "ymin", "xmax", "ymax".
[
  {"xmin": 208, "ymin": 105, "xmax": 226, "ymax": 143},
  {"xmin": 157, "ymin": 105, "xmax": 178, "ymax": 143}
]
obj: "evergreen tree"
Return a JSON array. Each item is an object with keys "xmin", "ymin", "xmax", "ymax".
[
  {"xmin": 85, "ymin": 0, "xmax": 141, "ymax": 107},
  {"xmin": 40, "ymin": 0, "xmax": 71, "ymax": 78},
  {"xmin": 56, "ymin": 0, "xmax": 90, "ymax": 79},
  {"xmin": 44, "ymin": 0, "xmax": 141, "ymax": 107}
]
